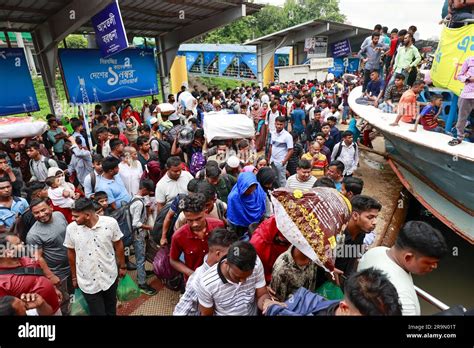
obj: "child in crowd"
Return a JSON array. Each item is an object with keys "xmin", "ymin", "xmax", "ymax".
[
  {"xmin": 411, "ymin": 95, "xmax": 445, "ymax": 133},
  {"xmin": 129, "ymin": 179, "xmax": 157, "ymax": 295},
  {"xmin": 93, "ymin": 191, "xmax": 114, "ymax": 215},
  {"xmin": 45, "ymin": 175, "xmax": 77, "ymax": 208}
]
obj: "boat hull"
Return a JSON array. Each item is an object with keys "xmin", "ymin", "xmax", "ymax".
[
  {"xmin": 349, "ymin": 86, "xmax": 474, "ymax": 243},
  {"xmin": 383, "ymin": 133, "xmax": 474, "ymax": 213}
]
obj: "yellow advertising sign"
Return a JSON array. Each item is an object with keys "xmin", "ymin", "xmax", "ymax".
[{"xmin": 431, "ymin": 24, "xmax": 474, "ymax": 96}]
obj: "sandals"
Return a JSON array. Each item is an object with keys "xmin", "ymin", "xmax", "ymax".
[{"xmin": 448, "ymin": 138, "xmax": 462, "ymax": 146}]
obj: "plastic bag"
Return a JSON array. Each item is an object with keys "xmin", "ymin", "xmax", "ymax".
[
  {"xmin": 70, "ymin": 288, "xmax": 90, "ymax": 316},
  {"xmin": 316, "ymin": 281, "xmax": 344, "ymax": 300},
  {"xmin": 117, "ymin": 275, "xmax": 141, "ymax": 302},
  {"xmin": 153, "ymin": 245, "xmax": 179, "ymax": 280}
]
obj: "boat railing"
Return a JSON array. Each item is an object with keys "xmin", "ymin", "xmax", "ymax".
[{"xmin": 414, "ymin": 285, "xmax": 450, "ymax": 311}]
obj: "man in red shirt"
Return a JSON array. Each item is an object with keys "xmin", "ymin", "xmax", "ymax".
[
  {"xmin": 170, "ymin": 194, "xmax": 224, "ymax": 279},
  {"xmin": 0, "ymin": 234, "xmax": 60, "ymax": 315}
]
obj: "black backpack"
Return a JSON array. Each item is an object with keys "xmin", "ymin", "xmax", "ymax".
[
  {"xmin": 334, "ymin": 141, "xmax": 358, "ymax": 161},
  {"xmin": 107, "ymin": 198, "xmax": 145, "ymax": 247},
  {"xmin": 150, "ymin": 138, "xmax": 171, "ymax": 166},
  {"xmin": 150, "ymin": 194, "xmax": 185, "ymax": 243}
]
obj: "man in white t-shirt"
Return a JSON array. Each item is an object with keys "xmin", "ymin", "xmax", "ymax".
[
  {"xmin": 286, "ymin": 159, "xmax": 316, "ymax": 191},
  {"xmin": 196, "ymin": 241, "xmax": 270, "ymax": 316},
  {"xmin": 155, "ymin": 156, "xmax": 193, "ymax": 212},
  {"xmin": 265, "ymin": 101, "xmax": 281, "ymax": 134},
  {"xmin": 268, "ymin": 116, "xmax": 293, "ymax": 188},
  {"xmin": 173, "ymin": 228, "xmax": 238, "ymax": 316},
  {"xmin": 358, "ymin": 221, "xmax": 448, "ymax": 316}
]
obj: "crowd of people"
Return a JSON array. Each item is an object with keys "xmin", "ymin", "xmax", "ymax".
[{"xmin": 1, "ymin": 17, "xmax": 472, "ymax": 317}]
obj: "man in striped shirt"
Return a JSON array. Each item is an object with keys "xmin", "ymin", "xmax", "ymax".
[
  {"xmin": 173, "ymin": 228, "xmax": 238, "ymax": 316},
  {"xmin": 286, "ymin": 159, "xmax": 316, "ymax": 191},
  {"xmin": 196, "ymin": 241, "xmax": 270, "ymax": 316}
]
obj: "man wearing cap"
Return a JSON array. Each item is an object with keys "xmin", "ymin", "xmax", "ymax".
[
  {"xmin": 148, "ymin": 117, "xmax": 160, "ymax": 138},
  {"xmin": 224, "ymin": 156, "xmax": 241, "ymax": 179}
]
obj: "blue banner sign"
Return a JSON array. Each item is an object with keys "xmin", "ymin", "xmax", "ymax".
[
  {"xmin": 330, "ymin": 39, "xmax": 352, "ymax": 58},
  {"xmin": 219, "ymin": 53, "xmax": 236, "ymax": 74},
  {"xmin": 91, "ymin": 0, "xmax": 128, "ymax": 58},
  {"xmin": 328, "ymin": 57, "xmax": 360, "ymax": 77},
  {"xmin": 203, "ymin": 52, "xmax": 217, "ymax": 67},
  {"xmin": 185, "ymin": 52, "xmax": 200, "ymax": 71},
  {"xmin": 58, "ymin": 48, "xmax": 158, "ymax": 104},
  {"xmin": 0, "ymin": 48, "xmax": 39, "ymax": 116},
  {"xmin": 241, "ymin": 53, "xmax": 257, "ymax": 75}
]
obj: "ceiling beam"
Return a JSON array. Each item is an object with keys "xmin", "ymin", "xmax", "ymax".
[
  {"xmin": 0, "ymin": 4, "xmax": 55, "ymax": 15},
  {"xmin": 120, "ymin": 5, "xmax": 204, "ymax": 20},
  {"xmin": 163, "ymin": 0, "xmax": 223, "ymax": 12},
  {"xmin": 0, "ymin": 17, "xmax": 43, "ymax": 25}
]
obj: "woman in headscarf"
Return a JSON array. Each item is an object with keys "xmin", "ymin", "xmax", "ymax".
[
  {"xmin": 253, "ymin": 102, "xmax": 268, "ymax": 152},
  {"xmin": 123, "ymin": 117, "xmax": 139, "ymax": 144},
  {"xmin": 118, "ymin": 146, "xmax": 143, "ymax": 196},
  {"xmin": 242, "ymin": 165, "xmax": 257, "ymax": 174},
  {"xmin": 256, "ymin": 167, "xmax": 277, "ymax": 219},
  {"xmin": 227, "ymin": 172, "xmax": 266, "ymax": 240}
]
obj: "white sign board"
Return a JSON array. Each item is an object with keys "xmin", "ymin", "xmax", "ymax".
[
  {"xmin": 310, "ymin": 58, "xmax": 334, "ymax": 70},
  {"xmin": 305, "ymin": 36, "xmax": 328, "ymax": 59}
]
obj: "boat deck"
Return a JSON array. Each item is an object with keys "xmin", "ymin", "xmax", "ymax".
[{"xmin": 348, "ymin": 86, "xmax": 474, "ymax": 162}]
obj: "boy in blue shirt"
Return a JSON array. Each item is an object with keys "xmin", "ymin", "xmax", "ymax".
[{"xmin": 411, "ymin": 95, "xmax": 445, "ymax": 133}]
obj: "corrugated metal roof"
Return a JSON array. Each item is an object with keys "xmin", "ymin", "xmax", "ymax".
[
  {"xmin": 178, "ymin": 43, "xmax": 291, "ymax": 54},
  {"xmin": 244, "ymin": 19, "xmax": 373, "ymax": 45},
  {"xmin": 0, "ymin": 0, "xmax": 262, "ymax": 37}
]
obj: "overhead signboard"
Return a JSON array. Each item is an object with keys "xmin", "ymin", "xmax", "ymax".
[
  {"xmin": 0, "ymin": 48, "xmax": 39, "ymax": 116},
  {"xmin": 305, "ymin": 36, "xmax": 328, "ymax": 59},
  {"xmin": 330, "ymin": 39, "xmax": 352, "ymax": 58},
  {"xmin": 328, "ymin": 57, "xmax": 361, "ymax": 77},
  {"xmin": 58, "ymin": 48, "xmax": 158, "ymax": 104},
  {"xmin": 91, "ymin": 0, "xmax": 129, "ymax": 58},
  {"xmin": 310, "ymin": 57, "xmax": 334, "ymax": 70}
]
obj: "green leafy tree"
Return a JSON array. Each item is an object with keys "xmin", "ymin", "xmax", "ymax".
[
  {"xmin": 58, "ymin": 34, "xmax": 87, "ymax": 49},
  {"xmin": 194, "ymin": 0, "xmax": 346, "ymax": 44}
]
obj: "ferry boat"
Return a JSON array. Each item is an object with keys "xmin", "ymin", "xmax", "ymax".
[{"xmin": 348, "ymin": 86, "xmax": 474, "ymax": 244}]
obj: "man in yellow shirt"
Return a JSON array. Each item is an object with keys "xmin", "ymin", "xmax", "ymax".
[{"xmin": 301, "ymin": 141, "xmax": 328, "ymax": 179}]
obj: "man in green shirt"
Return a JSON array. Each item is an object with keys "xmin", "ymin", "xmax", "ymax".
[
  {"xmin": 390, "ymin": 33, "xmax": 421, "ymax": 85},
  {"xmin": 205, "ymin": 163, "xmax": 235, "ymax": 204},
  {"xmin": 47, "ymin": 118, "xmax": 68, "ymax": 161}
]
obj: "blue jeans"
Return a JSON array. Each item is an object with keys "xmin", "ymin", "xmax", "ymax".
[
  {"xmin": 428, "ymin": 126, "xmax": 446, "ymax": 134},
  {"xmin": 342, "ymin": 105, "xmax": 350, "ymax": 121},
  {"xmin": 378, "ymin": 102, "xmax": 394, "ymax": 113},
  {"xmin": 388, "ymin": 69, "xmax": 409, "ymax": 87},
  {"xmin": 133, "ymin": 230, "xmax": 147, "ymax": 286},
  {"xmin": 272, "ymin": 162, "xmax": 287, "ymax": 188}
]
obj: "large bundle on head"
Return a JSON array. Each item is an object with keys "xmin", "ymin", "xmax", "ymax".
[
  {"xmin": 271, "ymin": 187, "xmax": 352, "ymax": 272},
  {"xmin": 0, "ymin": 117, "xmax": 47, "ymax": 140},
  {"xmin": 177, "ymin": 91, "xmax": 197, "ymax": 114},
  {"xmin": 203, "ymin": 112, "xmax": 255, "ymax": 141}
]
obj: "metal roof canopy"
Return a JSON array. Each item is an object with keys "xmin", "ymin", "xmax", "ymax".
[
  {"xmin": 244, "ymin": 19, "xmax": 373, "ymax": 86},
  {"xmin": 0, "ymin": 0, "xmax": 261, "ymax": 113}
]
